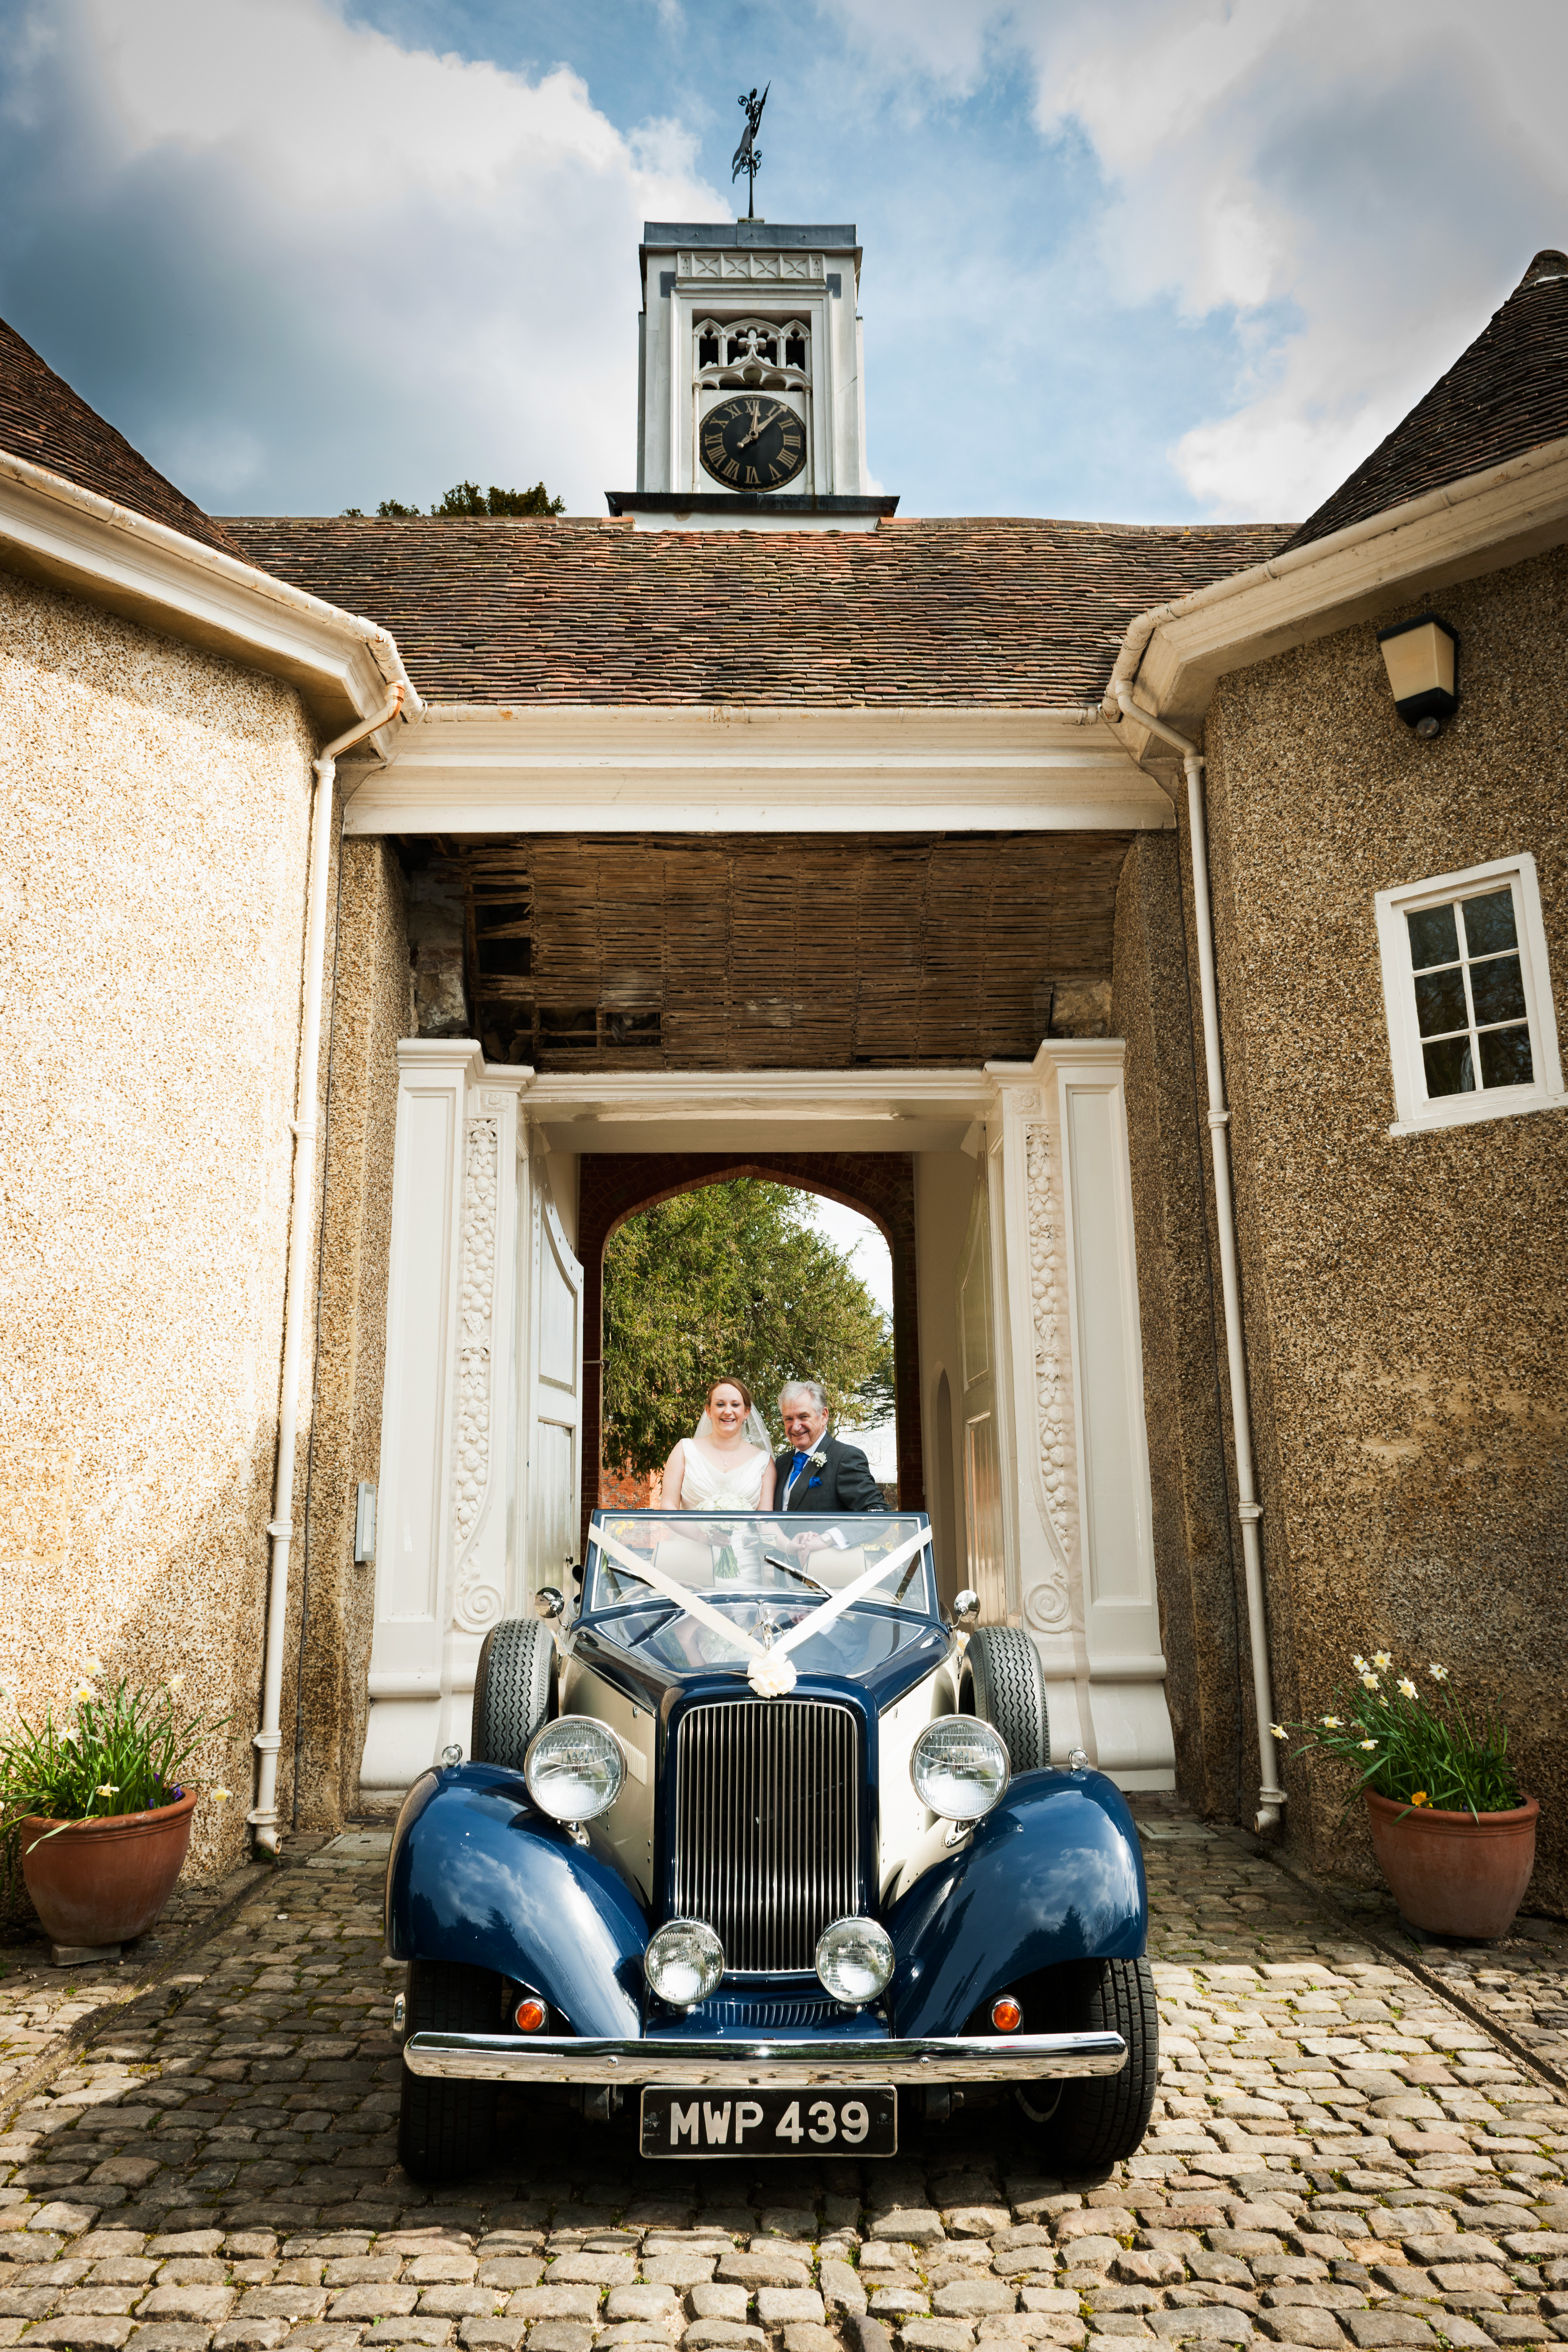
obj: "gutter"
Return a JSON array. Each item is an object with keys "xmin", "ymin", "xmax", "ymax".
[
  {"xmin": 1103, "ymin": 425, "xmax": 1568, "ymax": 712},
  {"xmin": 1103, "ymin": 685, "xmax": 1285, "ymax": 1837},
  {"xmin": 249, "ymin": 683, "xmax": 407, "ymax": 1854}
]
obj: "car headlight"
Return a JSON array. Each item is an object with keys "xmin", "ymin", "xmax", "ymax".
[
  {"xmin": 815, "ymin": 1915, "xmax": 895, "ymax": 2005},
  {"xmin": 644, "ymin": 1918, "xmax": 725, "ymax": 2006},
  {"xmin": 911, "ymin": 1715, "xmax": 1010, "ymax": 1821},
  {"xmin": 524, "ymin": 1717, "xmax": 625, "ymax": 1823}
]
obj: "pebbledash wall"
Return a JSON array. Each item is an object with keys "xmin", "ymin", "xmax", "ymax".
[
  {"xmin": 1121, "ymin": 543, "xmax": 1568, "ymax": 1908},
  {"xmin": 0, "ymin": 569, "xmax": 409, "ymax": 1875}
]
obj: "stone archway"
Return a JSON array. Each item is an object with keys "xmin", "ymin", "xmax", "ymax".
[{"xmin": 578, "ymin": 1151, "xmax": 923, "ymax": 1554}]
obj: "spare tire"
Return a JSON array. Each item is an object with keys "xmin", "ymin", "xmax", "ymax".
[
  {"xmin": 471, "ymin": 1617, "xmax": 555, "ymax": 1768},
  {"xmin": 962, "ymin": 1624, "xmax": 1048, "ymax": 1772}
]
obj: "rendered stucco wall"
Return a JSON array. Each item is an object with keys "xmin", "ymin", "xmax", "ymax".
[
  {"xmin": 279, "ymin": 834, "xmax": 411, "ymax": 1831},
  {"xmin": 1194, "ymin": 547, "xmax": 1568, "ymax": 1907},
  {"xmin": 0, "ymin": 569, "xmax": 316, "ymax": 1878}
]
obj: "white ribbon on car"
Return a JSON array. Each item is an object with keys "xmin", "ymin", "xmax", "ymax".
[{"xmin": 591, "ymin": 1523, "xmax": 930, "ymax": 1697}]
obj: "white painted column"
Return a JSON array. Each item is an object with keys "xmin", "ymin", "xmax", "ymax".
[
  {"xmin": 361, "ymin": 1045, "xmax": 530, "ymax": 1791},
  {"xmin": 985, "ymin": 1046, "xmax": 1175, "ymax": 1788}
]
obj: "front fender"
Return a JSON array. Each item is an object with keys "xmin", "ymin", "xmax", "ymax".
[
  {"xmin": 385, "ymin": 1764, "xmax": 648, "ymax": 2036},
  {"xmin": 886, "ymin": 1769, "xmax": 1146, "ymax": 2037}
]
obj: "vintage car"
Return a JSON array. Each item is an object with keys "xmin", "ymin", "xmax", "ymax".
[{"xmin": 387, "ymin": 1508, "xmax": 1156, "ymax": 2178}]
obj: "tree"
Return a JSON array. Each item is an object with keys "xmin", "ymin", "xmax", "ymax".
[
  {"xmin": 601, "ymin": 1181, "xmax": 896, "ymax": 1480},
  {"xmin": 342, "ymin": 480, "xmax": 565, "ymax": 519}
]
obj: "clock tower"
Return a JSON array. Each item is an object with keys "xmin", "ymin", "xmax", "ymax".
[{"xmin": 606, "ymin": 220, "xmax": 897, "ymax": 530}]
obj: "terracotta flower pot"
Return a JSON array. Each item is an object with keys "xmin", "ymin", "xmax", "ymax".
[
  {"xmin": 18, "ymin": 1789, "xmax": 198, "ymax": 1947},
  {"xmin": 1365, "ymin": 1787, "xmax": 1538, "ymax": 1940}
]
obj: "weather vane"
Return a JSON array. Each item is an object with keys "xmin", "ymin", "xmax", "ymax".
[{"xmin": 732, "ymin": 84, "xmax": 768, "ymax": 220}]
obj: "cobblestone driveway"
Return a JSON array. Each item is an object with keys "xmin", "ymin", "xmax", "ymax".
[{"xmin": 3, "ymin": 1806, "xmax": 1566, "ymax": 2352}]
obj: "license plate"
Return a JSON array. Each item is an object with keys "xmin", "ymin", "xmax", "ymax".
[{"xmin": 640, "ymin": 2084, "xmax": 896, "ymax": 2157}]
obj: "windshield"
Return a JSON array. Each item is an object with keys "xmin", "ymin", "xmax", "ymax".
[{"xmin": 583, "ymin": 1511, "xmax": 937, "ymax": 1676}]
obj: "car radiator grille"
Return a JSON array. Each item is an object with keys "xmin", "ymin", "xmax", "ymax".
[{"xmin": 670, "ymin": 1698, "xmax": 861, "ymax": 1973}]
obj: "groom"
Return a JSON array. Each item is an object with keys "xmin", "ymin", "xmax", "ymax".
[{"xmin": 775, "ymin": 1379, "xmax": 883, "ymax": 1514}]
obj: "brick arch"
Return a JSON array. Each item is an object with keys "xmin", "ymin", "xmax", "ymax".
[{"xmin": 579, "ymin": 1151, "xmax": 923, "ymax": 1555}]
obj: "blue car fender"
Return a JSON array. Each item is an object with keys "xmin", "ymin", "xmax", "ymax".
[
  {"xmin": 385, "ymin": 1764, "xmax": 647, "ymax": 2035},
  {"xmin": 886, "ymin": 1769, "xmax": 1147, "ymax": 2038}
]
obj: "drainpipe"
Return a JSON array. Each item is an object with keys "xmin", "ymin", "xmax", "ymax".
[
  {"xmin": 249, "ymin": 681, "xmax": 406, "ymax": 1856},
  {"xmin": 1107, "ymin": 686, "xmax": 1286, "ymax": 1836}
]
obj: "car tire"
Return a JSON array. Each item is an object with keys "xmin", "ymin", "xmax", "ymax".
[
  {"xmin": 962, "ymin": 1624, "xmax": 1048, "ymax": 1771},
  {"xmin": 1025, "ymin": 1955, "xmax": 1158, "ymax": 2170},
  {"xmin": 471, "ymin": 1617, "xmax": 555, "ymax": 1768},
  {"xmin": 396, "ymin": 1957, "xmax": 501, "ymax": 2183}
]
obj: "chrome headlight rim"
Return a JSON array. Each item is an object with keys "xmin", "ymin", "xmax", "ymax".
[
  {"xmin": 910, "ymin": 1714, "xmax": 1011, "ymax": 1822},
  {"xmin": 523, "ymin": 1714, "xmax": 626, "ymax": 1823},
  {"xmin": 814, "ymin": 1913, "xmax": 895, "ymax": 2006},
  {"xmin": 644, "ymin": 1916, "xmax": 725, "ymax": 2008}
]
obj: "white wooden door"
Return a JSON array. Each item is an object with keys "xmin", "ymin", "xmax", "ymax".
[
  {"xmin": 957, "ymin": 1175, "xmax": 1007, "ymax": 1625},
  {"xmin": 524, "ymin": 1174, "xmax": 584, "ymax": 1601}
]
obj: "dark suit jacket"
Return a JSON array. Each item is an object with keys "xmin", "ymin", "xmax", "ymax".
[{"xmin": 773, "ymin": 1433, "xmax": 884, "ymax": 1514}]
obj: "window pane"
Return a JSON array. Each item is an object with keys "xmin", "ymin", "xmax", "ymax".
[
  {"xmin": 1469, "ymin": 953, "xmax": 1527, "ymax": 1026},
  {"xmin": 1478, "ymin": 1024, "xmax": 1534, "ymax": 1090},
  {"xmin": 1406, "ymin": 902, "xmax": 1459, "ymax": 969},
  {"xmin": 1413, "ymin": 966, "xmax": 1469, "ymax": 1037},
  {"xmin": 1422, "ymin": 1035, "xmax": 1474, "ymax": 1096},
  {"xmin": 1462, "ymin": 887, "xmax": 1518, "ymax": 957}
]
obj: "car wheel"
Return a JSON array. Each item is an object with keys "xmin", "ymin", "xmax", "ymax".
[
  {"xmin": 962, "ymin": 1624, "xmax": 1048, "ymax": 1771},
  {"xmin": 397, "ymin": 1958, "xmax": 501, "ymax": 2183},
  {"xmin": 471, "ymin": 1617, "xmax": 555, "ymax": 1767},
  {"xmin": 1024, "ymin": 1955, "xmax": 1158, "ymax": 2170}
]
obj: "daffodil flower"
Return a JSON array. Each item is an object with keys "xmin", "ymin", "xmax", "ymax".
[
  {"xmin": 1410, "ymin": 1791, "xmax": 1430, "ymax": 1807},
  {"xmin": 211, "ymin": 1786, "xmax": 231, "ymax": 1802},
  {"xmin": 1359, "ymin": 1739, "xmax": 1378, "ymax": 1751},
  {"xmin": 71, "ymin": 1682, "xmax": 95, "ymax": 1705},
  {"xmin": 1372, "ymin": 1651, "xmax": 1392, "ymax": 1671},
  {"xmin": 81, "ymin": 1655, "xmax": 104, "ymax": 1678},
  {"xmin": 1352, "ymin": 1654, "xmax": 1369, "ymax": 1673},
  {"xmin": 1361, "ymin": 1673, "xmax": 1380, "ymax": 1690},
  {"xmin": 1397, "ymin": 1678, "xmax": 1418, "ymax": 1699},
  {"xmin": 95, "ymin": 1784, "xmax": 119, "ymax": 1798},
  {"xmin": 1270, "ymin": 1724, "xmax": 1288, "ymax": 1740},
  {"xmin": 1321, "ymin": 1716, "xmax": 1342, "ymax": 1729},
  {"xmin": 1430, "ymin": 1663, "xmax": 1448, "ymax": 1681},
  {"xmin": 167, "ymin": 1672, "xmax": 186, "ymax": 1693}
]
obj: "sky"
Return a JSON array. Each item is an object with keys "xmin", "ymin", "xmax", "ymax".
[{"xmin": 1, "ymin": 0, "xmax": 1565, "ymax": 525}]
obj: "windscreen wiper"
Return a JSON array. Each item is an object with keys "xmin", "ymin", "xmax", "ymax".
[{"xmin": 763, "ymin": 1553, "xmax": 833, "ymax": 1595}]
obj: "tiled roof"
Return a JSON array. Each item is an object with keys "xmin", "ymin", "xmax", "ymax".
[
  {"xmin": 0, "ymin": 316, "xmax": 243, "ymax": 562},
  {"xmin": 1283, "ymin": 251, "xmax": 1568, "ymax": 554},
  {"xmin": 222, "ymin": 514, "xmax": 1288, "ymax": 706}
]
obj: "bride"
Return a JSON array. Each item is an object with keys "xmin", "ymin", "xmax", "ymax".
[{"xmin": 660, "ymin": 1376, "xmax": 777, "ymax": 1511}]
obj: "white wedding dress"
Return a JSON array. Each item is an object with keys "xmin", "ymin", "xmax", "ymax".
[{"xmin": 676, "ymin": 1438, "xmax": 769, "ymax": 1510}]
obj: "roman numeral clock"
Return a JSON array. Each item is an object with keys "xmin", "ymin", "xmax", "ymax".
[{"xmin": 701, "ymin": 394, "xmax": 806, "ymax": 491}]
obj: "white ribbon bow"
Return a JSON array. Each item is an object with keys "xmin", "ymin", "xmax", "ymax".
[{"xmin": 591, "ymin": 1524, "xmax": 930, "ymax": 1696}]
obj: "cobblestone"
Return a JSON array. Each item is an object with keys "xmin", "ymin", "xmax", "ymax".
[{"xmin": 0, "ymin": 1808, "xmax": 1564, "ymax": 2352}]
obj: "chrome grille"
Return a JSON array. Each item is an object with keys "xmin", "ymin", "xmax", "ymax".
[{"xmin": 670, "ymin": 1699, "xmax": 861, "ymax": 1973}]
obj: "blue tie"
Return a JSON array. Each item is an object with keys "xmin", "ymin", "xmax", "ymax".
[{"xmin": 785, "ymin": 1451, "xmax": 811, "ymax": 1504}]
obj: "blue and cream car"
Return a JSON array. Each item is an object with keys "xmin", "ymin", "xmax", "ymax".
[{"xmin": 387, "ymin": 1508, "xmax": 1156, "ymax": 2177}]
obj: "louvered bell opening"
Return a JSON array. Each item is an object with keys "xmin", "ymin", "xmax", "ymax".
[{"xmin": 670, "ymin": 1699, "xmax": 861, "ymax": 1973}]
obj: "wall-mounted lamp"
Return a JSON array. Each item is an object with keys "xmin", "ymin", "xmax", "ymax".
[{"xmin": 1377, "ymin": 613, "xmax": 1459, "ymax": 739}]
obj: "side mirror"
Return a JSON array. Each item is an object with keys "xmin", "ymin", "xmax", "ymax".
[
  {"xmin": 952, "ymin": 1588, "xmax": 981, "ymax": 1630},
  {"xmin": 534, "ymin": 1586, "xmax": 565, "ymax": 1621}
]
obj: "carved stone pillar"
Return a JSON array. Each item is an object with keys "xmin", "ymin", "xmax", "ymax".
[{"xmin": 987, "ymin": 1045, "xmax": 1175, "ymax": 1786}]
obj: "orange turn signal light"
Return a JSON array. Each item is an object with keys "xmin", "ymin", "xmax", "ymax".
[
  {"xmin": 514, "ymin": 1997, "xmax": 548, "ymax": 2033},
  {"xmin": 991, "ymin": 1996, "xmax": 1023, "ymax": 2032}
]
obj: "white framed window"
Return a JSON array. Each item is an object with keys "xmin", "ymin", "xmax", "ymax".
[{"xmin": 1375, "ymin": 852, "xmax": 1564, "ymax": 1136}]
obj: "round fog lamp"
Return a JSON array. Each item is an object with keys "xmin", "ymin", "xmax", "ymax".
[
  {"xmin": 911, "ymin": 1715, "xmax": 1010, "ymax": 1822},
  {"xmin": 524, "ymin": 1716, "xmax": 625, "ymax": 1823},
  {"xmin": 644, "ymin": 1918, "xmax": 725, "ymax": 2007},
  {"xmin": 815, "ymin": 1915, "xmax": 895, "ymax": 2006}
]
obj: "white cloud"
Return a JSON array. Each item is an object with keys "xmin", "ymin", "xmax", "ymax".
[
  {"xmin": 1, "ymin": 0, "xmax": 725, "ymax": 512},
  {"xmin": 824, "ymin": 0, "xmax": 1568, "ymax": 518}
]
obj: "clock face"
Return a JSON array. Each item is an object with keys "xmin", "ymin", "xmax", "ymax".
[{"xmin": 699, "ymin": 395, "xmax": 806, "ymax": 491}]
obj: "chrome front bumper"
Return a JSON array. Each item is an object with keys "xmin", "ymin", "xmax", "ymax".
[{"xmin": 402, "ymin": 2030, "xmax": 1126, "ymax": 2087}]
